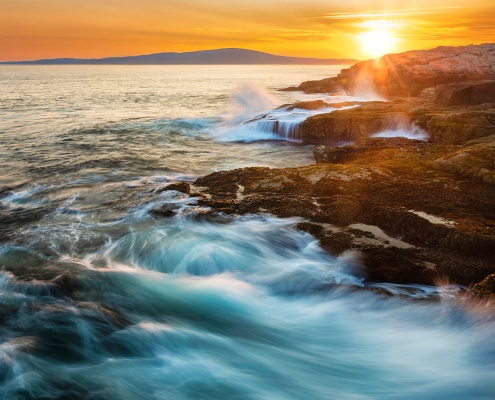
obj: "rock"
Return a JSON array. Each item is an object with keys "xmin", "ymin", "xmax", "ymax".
[
  {"xmin": 300, "ymin": 98, "xmax": 445, "ymax": 144},
  {"xmin": 433, "ymin": 142, "xmax": 495, "ymax": 186},
  {"xmin": 464, "ymin": 134, "xmax": 495, "ymax": 146},
  {"xmin": 290, "ymin": 100, "xmax": 331, "ymax": 110},
  {"xmin": 292, "ymin": 97, "xmax": 494, "ymax": 145},
  {"xmin": 434, "ymin": 81, "xmax": 495, "ymax": 106},
  {"xmin": 157, "ymin": 182, "xmax": 191, "ymax": 194},
  {"xmin": 427, "ymin": 108, "xmax": 495, "ymax": 143},
  {"xmin": 296, "ymin": 222, "xmax": 325, "ymax": 236},
  {"xmin": 194, "ymin": 141, "xmax": 495, "ymax": 286},
  {"xmin": 313, "ymin": 145, "xmax": 359, "ymax": 164},
  {"xmin": 471, "ymin": 274, "xmax": 495, "ymax": 298},
  {"xmin": 52, "ymin": 271, "xmax": 82, "ymax": 296},
  {"xmin": 149, "ymin": 204, "xmax": 180, "ymax": 218},
  {"xmin": 314, "ymin": 137, "xmax": 427, "ymax": 164},
  {"xmin": 283, "ymin": 44, "xmax": 495, "ymax": 98}
]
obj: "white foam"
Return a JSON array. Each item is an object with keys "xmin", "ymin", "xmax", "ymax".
[{"xmin": 372, "ymin": 125, "xmax": 429, "ymax": 140}]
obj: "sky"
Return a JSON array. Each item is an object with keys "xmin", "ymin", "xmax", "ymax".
[{"xmin": 1, "ymin": 0, "xmax": 495, "ymax": 61}]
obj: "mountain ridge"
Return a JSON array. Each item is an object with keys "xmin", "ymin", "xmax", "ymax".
[{"xmin": 1, "ymin": 48, "xmax": 359, "ymax": 65}]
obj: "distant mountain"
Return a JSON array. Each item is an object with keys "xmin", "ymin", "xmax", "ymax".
[{"xmin": 1, "ymin": 48, "xmax": 359, "ymax": 65}]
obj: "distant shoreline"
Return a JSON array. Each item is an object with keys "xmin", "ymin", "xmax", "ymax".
[{"xmin": 0, "ymin": 48, "xmax": 359, "ymax": 66}]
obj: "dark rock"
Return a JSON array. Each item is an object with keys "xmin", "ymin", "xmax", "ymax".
[
  {"xmin": 185, "ymin": 210, "xmax": 235, "ymax": 224},
  {"xmin": 471, "ymin": 274, "xmax": 495, "ymax": 298},
  {"xmin": 296, "ymin": 222, "xmax": 325, "ymax": 236},
  {"xmin": 149, "ymin": 204, "xmax": 180, "ymax": 218},
  {"xmin": 157, "ymin": 182, "xmax": 190, "ymax": 194},
  {"xmin": 52, "ymin": 271, "xmax": 82, "ymax": 296},
  {"xmin": 193, "ymin": 141, "xmax": 495, "ymax": 286},
  {"xmin": 319, "ymin": 231, "xmax": 356, "ymax": 255},
  {"xmin": 314, "ymin": 137, "xmax": 427, "ymax": 164},
  {"xmin": 150, "ymin": 209, "xmax": 176, "ymax": 218}
]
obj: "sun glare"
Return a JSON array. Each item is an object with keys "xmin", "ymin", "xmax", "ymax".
[{"xmin": 358, "ymin": 20, "xmax": 399, "ymax": 58}]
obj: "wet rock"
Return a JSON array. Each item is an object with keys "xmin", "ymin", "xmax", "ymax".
[
  {"xmin": 194, "ymin": 141, "xmax": 495, "ymax": 286},
  {"xmin": 294, "ymin": 97, "xmax": 494, "ymax": 146},
  {"xmin": 360, "ymin": 246, "xmax": 435, "ymax": 285},
  {"xmin": 52, "ymin": 271, "xmax": 82, "ymax": 296},
  {"xmin": 185, "ymin": 209, "xmax": 236, "ymax": 224},
  {"xmin": 434, "ymin": 81, "xmax": 495, "ymax": 106},
  {"xmin": 296, "ymin": 222, "xmax": 325, "ymax": 236},
  {"xmin": 288, "ymin": 100, "xmax": 331, "ymax": 111},
  {"xmin": 157, "ymin": 182, "xmax": 190, "ymax": 194},
  {"xmin": 0, "ymin": 205, "xmax": 56, "ymax": 243},
  {"xmin": 433, "ymin": 142, "xmax": 495, "ymax": 186},
  {"xmin": 300, "ymin": 99, "xmax": 445, "ymax": 144},
  {"xmin": 319, "ymin": 231, "xmax": 356, "ymax": 255},
  {"xmin": 314, "ymin": 137, "xmax": 427, "ymax": 164},
  {"xmin": 471, "ymin": 274, "xmax": 495, "ymax": 298},
  {"xmin": 427, "ymin": 108, "xmax": 495, "ymax": 144},
  {"xmin": 149, "ymin": 203, "xmax": 180, "ymax": 218}
]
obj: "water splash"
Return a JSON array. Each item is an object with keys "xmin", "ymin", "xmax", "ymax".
[
  {"xmin": 1, "ymin": 181, "xmax": 495, "ymax": 399},
  {"xmin": 372, "ymin": 124, "xmax": 429, "ymax": 140},
  {"xmin": 223, "ymin": 82, "xmax": 278, "ymax": 123}
]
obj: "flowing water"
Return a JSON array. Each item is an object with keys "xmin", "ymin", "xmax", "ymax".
[{"xmin": 0, "ymin": 65, "xmax": 494, "ymax": 399}]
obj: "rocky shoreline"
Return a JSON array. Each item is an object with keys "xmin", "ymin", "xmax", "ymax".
[{"xmin": 159, "ymin": 44, "xmax": 495, "ymax": 298}]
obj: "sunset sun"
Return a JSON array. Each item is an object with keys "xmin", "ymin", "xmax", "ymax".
[{"xmin": 359, "ymin": 20, "xmax": 399, "ymax": 58}]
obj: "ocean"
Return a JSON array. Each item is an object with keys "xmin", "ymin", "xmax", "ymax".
[{"xmin": 0, "ymin": 65, "xmax": 494, "ymax": 399}]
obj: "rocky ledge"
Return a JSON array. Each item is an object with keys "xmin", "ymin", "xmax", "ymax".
[
  {"xmin": 188, "ymin": 44, "xmax": 495, "ymax": 298},
  {"xmin": 272, "ymin": 97, "xmax": 495, "ymax": 145},
  {"xmin": 191, "ymin": 132, "xmax": 495, "ymax": 295},
  {"xmin": 283, "ymin": 43, "xmax": 495, "ymax": 100}
]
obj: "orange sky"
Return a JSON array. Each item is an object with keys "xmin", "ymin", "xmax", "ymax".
[{"xmin": 1, "ymin": 0, "xmax": 494, "ymax": 61}]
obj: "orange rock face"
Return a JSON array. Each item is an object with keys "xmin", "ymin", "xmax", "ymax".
[{"xmin": 286, "ymin": 44, "xmax": 495, "ymax": 99}]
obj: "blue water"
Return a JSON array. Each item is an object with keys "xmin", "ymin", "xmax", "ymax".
[{"xmin": 0, "ymin": 65, "xmax": 494, "ymax": 399}]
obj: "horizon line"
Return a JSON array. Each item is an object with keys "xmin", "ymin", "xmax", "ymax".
[{"xmin": 0, "ymin": 47, "xmax": 361, "ymax": 64}]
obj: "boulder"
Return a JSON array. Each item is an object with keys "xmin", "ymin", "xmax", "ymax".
[
  {"xmin": 471, "ymin": 274, "xmax": 495, "ymax": 298},
  {"xmin": 434, "ymin": 81, "xmax": 495, "ymax": 106},
  {"xmin": 149, "ymin": 203, "xmax": 180, "ymax": 218},
  {"xmin": 157, "ymin": 182, "xmax": 190, "ymax": 194}
]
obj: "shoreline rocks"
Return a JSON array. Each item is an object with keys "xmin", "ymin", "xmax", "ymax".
[
  {"xmin": 282, "ymin": 44, "xmax": 495, "ymax": 99},
  {"xmin": 189, "ymin": 44, "xmax": 495, "ymax": 295},
  {"xmin": 193, "ymin": 134, "xmax": 495, "ymax": 288},
  {"xmin": 297, "ymin": 98, "xmax": 495, "ymax": 145}
]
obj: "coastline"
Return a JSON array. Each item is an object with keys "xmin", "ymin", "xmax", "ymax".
[{"xmin": 177, "ymin": 44, "xmax": 495, "ymax": 298}]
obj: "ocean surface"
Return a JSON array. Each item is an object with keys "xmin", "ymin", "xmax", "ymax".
[{"xmin": 0, "ymin": 65, "xmax": 494, "ymax": 399}]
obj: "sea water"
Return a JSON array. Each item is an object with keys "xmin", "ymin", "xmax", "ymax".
[{"xmin": 0, "ymin": 65, "xmax": 494, "ymax": 399}]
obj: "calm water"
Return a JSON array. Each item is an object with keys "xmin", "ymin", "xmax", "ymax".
[{"xmin": 0, "ymin": 65, "xmax": 494, "ymax": 399}]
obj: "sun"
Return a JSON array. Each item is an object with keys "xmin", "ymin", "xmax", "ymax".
[{"xmin": 358, "ymin": 20, "xmax": 399, "ymax": 58}]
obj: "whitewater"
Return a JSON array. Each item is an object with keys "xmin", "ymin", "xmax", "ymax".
[{"xmin": 0, "ymin": 65, "xmax": 494, "ymax": 399}]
